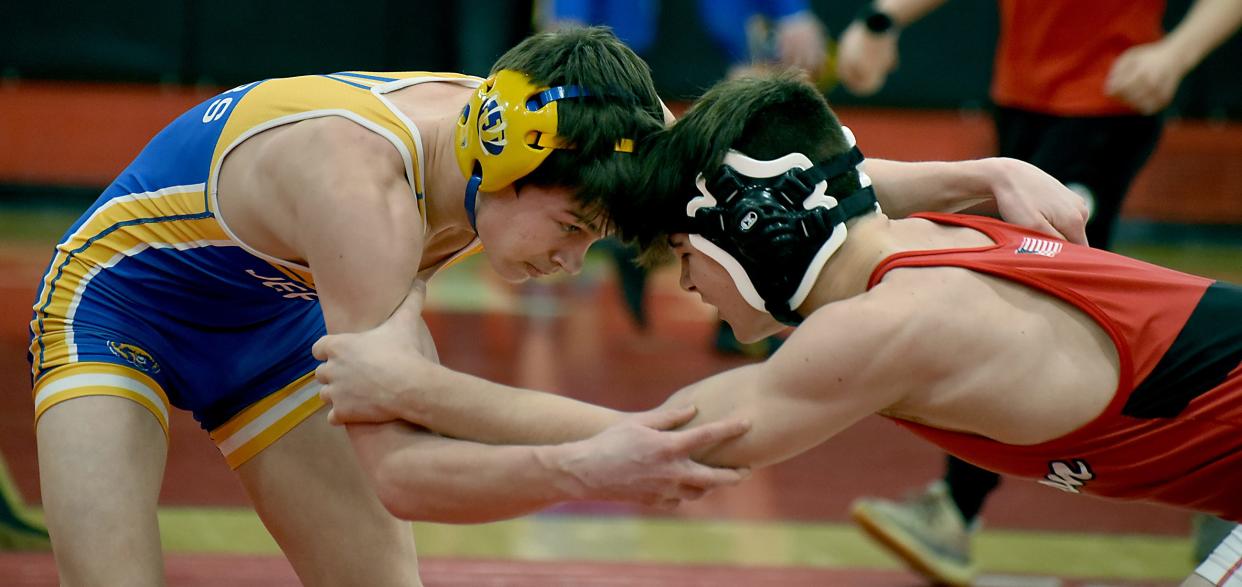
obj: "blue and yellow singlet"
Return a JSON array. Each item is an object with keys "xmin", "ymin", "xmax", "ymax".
[{"xmin": 28, "ymin": 71, "xmax": 480, "ymax": 467}]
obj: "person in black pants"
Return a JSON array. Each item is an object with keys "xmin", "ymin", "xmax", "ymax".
[
  {"xmin": 994, "ymin": 109, "xmax": 1163, "ymax": 249},
  {"xmin": 836, "ymin": 0, "xmax": 1242, "ymax": 583}
]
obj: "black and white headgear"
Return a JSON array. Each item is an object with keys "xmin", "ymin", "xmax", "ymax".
[{"xmin": 682, "ymin": 127, "xmax": 879, "ymax": 326}]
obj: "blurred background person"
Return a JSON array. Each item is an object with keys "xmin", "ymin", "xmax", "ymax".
[
  {"xmin": 539, "ymin": 0, "xmax": 829, "ymax": 81},
  {"xmin": 837, "ymin": 0, "xmax": 1242, "ymax": 584},
  {"xmin": 539, "ymin": 0, "xmax": 829, "ymax": 354}
]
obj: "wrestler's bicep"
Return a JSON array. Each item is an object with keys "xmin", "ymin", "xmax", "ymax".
[{"xmin": 274, "ymin": 121, "xmax": 426, "ymax": 333}]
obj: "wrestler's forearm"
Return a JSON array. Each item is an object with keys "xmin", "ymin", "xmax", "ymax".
[
  {"xmin": 656, "ymin": 364, "xmax": 840, "ymax": 470},
  {"xmin": 653, "ymin": 316, "xmax": 901, "ymax": 471},
  {"xmin": 392, "ymin": 364, "xmax": 623, "ymax": 446},
  {"xmin": 347, "ymin": 421, "xmax": 589, "ymax": 523},
  {"xmin": 866, "ymin": 158, "xmax": 1005, "ymax": 217}
]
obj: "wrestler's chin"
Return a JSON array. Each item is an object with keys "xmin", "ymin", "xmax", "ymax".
[
  {"xmin": 489, "ymin": 259, "xmax": 533, "ymax": 284},
  {"xmin": 724, "ymin": 314, "xmax": 786, "ymax": 344}
]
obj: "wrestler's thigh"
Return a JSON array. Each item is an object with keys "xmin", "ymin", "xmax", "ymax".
[
  {"xmin": 38, "ymin": 390, "xmax": 168, "ymax": 587},
  {"xmin": 234, "ymin": 405, "xmax": 421, "ymax": 587}
]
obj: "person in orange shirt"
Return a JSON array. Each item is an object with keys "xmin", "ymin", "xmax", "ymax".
[{"xmin": 836, "ymin": 1, "xmax": 1242, "ymax": 583}]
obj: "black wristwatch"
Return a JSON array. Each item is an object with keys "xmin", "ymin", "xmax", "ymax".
[{"xmin": 857, "ymin": 4, "xmax": 897, "ymax": 34}]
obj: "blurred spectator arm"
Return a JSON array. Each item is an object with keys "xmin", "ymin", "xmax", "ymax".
[
  {"xmin": 537, "ymin": 0, "xmax": 589, "ymax": 29},
  {"xmin": 767, "ymin": 2, "xmax": 829, "ymax": 76},
  {"xmin": 837, "ymin": 0, "xmax": 948, "ymax": 95},
  {"xmin": 1106, "ymin": 0, "xmax": 1242, "ymax": 114},
  {"xmin": 1164, "ymin": 0, "xmax": 1242, "ymax": 71}
]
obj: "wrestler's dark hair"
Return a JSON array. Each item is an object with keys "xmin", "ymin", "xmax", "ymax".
[
  {"xmin": 609, "ymin": 71, "xmax": 860, "ymax": 264},
  {"xmin": 491, "ymin": 26, "xmax": 665, "ymax": 227}
]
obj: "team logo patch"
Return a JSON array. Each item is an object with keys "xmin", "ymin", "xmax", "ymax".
[
  {"xmin": 477, "ymin": 96, "xmax": 507, "ymax": 156},
  {"xmin": 1015, "ymin": 237, "xmax": 1063, "ymax": 258},
  {"xmin": 107, "ymin": 341, "xmax": 161, "ymax": 374},
  {"xmin": 1037, "ymin": 459, "xmax": 1093, "ymax": 493}
]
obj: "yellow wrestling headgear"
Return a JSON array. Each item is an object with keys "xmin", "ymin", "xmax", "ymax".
[{"xmin": 455, "ymin": 70, "xmax": 635, "ymax": 229}]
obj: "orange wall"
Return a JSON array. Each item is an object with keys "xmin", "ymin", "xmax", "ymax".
[
  {"xmin": 0, "ymin": 81, "xmax": 219, "ymax": 186},
  {"xmin": 839, "ymin": 108, "xmax": 1242, "ymax": 225},
  {"xmin": 2, "ymin": 82, "xmax": 1240, "ymax": 223}
]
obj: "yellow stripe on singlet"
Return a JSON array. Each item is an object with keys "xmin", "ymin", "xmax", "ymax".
[
  {"xmin": 198, "ymin": 72, "xmax": 484, "ymax": 280},
  {"xmin": 440, "ymin": 242, "xmax": 486, "ymax": 272},
  {"xmin": 32, "ymin": 362, "xmax": 172, "ymax": 437},
  {"xmin": 205, "ymin": 73, "xmax": 481, "ymax": 225},
  {"xmin": 208, "ymin": 371, "xmax": 324, "ymax": 469},
  {"xmin": 29, "ymin": 186, "xmax": 231, "ymax": 377}
]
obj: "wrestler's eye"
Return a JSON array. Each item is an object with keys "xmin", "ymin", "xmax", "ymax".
[{"xmin": 560, "ymin": 222, "xmax": 582, "ymax": 234}]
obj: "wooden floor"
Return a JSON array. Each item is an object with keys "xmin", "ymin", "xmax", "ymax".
[{"xmin": 0, "ymin": 552, "xmax": 1188, "ymax": 587}]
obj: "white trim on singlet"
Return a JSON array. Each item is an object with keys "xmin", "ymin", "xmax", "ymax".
[
  {"xmin": 208, "ymin": 109, "xmax": 421, "ymax": 273},
  {"xmin": 64, "ymin": 238, "xmax": 234, "ymax": 361},
  {"xmin": 210, "ymin": 76, "xmax": 486, "ymax": 276},
  {"xmin": 371, "ymin": 74, "xmax": 483, "ymax": 237},
  {"xmin": 35, "ymin": 372, "xmax": 170, "ymax": 425},
  {"xmin": 214, "ymin": 378, "xmax": 321, "ymax": 456}
]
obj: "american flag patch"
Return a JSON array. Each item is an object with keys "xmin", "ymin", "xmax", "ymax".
[{"xmin": 1015, "ymin": 237, "xmax": 1063, "ymax": 257}]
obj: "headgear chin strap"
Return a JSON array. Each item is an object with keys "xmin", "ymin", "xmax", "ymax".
[{"xmin": 685, "ymin": 126, "xmax": 879, "ymax": 326}]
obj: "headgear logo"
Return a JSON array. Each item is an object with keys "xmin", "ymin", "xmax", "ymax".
[
  {"xmin": 107, "ymin": 341, "xmax": 161, "ymax": 374},
  {"xmin": 458, "ymin": 103, "xmax": 471, "ymax": 149},
  {"xmin": 477, "ymin": 96, "xmax": 508, "ymax": 156},
  {"xmin": 739, "ymin": 210, "xmax": 759, "ymax": 232}
]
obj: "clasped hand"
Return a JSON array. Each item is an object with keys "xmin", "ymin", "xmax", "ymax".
[
  {"xmin": 556, "ymin": 406, "xmax": 752, "ymax": 509},
  {"xmin": 313, "ymin": 314, "xmax": 431, "ymax": 426}
]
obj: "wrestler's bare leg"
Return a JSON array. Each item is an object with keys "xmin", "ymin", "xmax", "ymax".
[
  {"xmin": 235, "ymin": 406, "xmax": 421, "ymax": 587},
  {"xmin": 38, "ymin": 395, "xmax": 168, "ymax": 586}
]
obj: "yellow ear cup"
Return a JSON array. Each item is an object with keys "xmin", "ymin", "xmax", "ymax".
[{"xmin": 455, "ymin": 70, "xmax": 564, "ymax": 192}]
